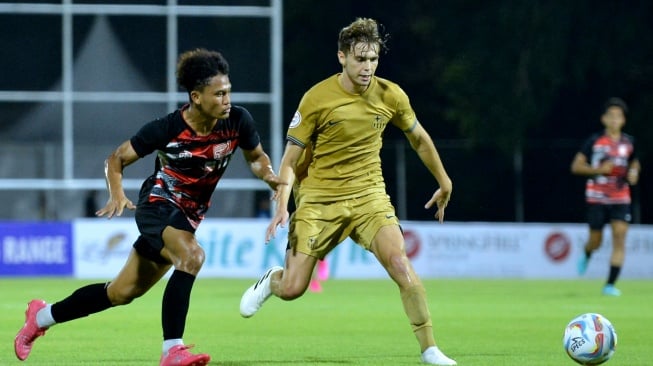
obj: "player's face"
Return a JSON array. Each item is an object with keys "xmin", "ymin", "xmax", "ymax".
[
  {"xmin": 601, "ymin": 106, "xmax": 626, "ymax": 133},
  {"xmin": 193, "ymin": 74, "xmax": 232, "ymax": 119},
  {"xmin": 338, "ymin": 42, "xmax": 379, "ymax": 93}
]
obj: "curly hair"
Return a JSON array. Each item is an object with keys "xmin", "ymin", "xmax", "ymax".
[
  {"xmin": 176, "ymin": 48, "xmax": 230, "ymax": 93},
  {"xmin": 337, "ymin": 18, "xmax": 389, "ymax": 55},
  {"xmin": 603, "ymin": 97, "xmax": 628, "ymax": 116}
]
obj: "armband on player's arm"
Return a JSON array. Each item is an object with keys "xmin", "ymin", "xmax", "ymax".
[{"xmin": 402, "ymin": 119, "xmax": 418, "ymax": 133}]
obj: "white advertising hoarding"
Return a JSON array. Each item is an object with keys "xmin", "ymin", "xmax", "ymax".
[
  {"xmin": 72, "ymin": 218, "xmax": 386, "ymax": 279},
  {"xmin": 403, "ymin": 222, "xmax": 653, "ymax": 279},
  {"xmin": 72, "ymin": 219, "xmax": 653, "ymax": 279},
  {"xmin": 73, "ymin": 218, "xmax": 141, "ymax": 279}
]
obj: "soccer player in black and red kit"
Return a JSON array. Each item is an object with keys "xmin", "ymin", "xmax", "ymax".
[
  {"xmin": 14, "ymin": 49, "xmax": 284, "ymax": 365},
  {"xmin": 571, "ymin": 97, "xmax": 641, "ymax": 296}
]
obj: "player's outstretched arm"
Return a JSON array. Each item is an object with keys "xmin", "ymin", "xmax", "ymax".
[
  {"xmin": 242, "ymin": 143, "xmax": 285, "ymax": 194},
  {"xmin": 403, "ymin": 122, "xmax": 452, "ymax": 222},
  {"xmin": 265, "ymin": 142, "xmax": 303, "ymax": 242}
]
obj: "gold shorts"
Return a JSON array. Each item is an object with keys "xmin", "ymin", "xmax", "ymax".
[{"xmin": 289, "ymin": 191, "xmax": 399, "ymax": 258}]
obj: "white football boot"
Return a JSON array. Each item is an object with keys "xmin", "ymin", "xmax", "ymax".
[
  {"xmin": 239, "ymin": 266, "xmax": 283, "ymax": 318},
  {"xmin": 421, "ymin": 346, "xmax": 457, "ymax": 365}
]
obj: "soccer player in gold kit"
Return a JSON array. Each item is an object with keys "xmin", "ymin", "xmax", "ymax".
[{"xmin": 240, "ymin": 18, "xmax": 456, "ymax": 365}]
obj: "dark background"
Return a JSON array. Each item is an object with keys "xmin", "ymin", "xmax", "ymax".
[
  {"xmin": 0, "ymin": 0, "xmax": 650, "ymax": 223},
  {"xmin": 283, "ymin": 0, "xmax": 652, "ymax": 224}
]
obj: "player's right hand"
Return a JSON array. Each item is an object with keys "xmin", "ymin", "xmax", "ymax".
[
  {"xmin": 597, "ymin": 161, "xmax": 615, "ymax": 175},
  {"xmin": 265, "ymin": 209, "xmax": 289, "ymax": 243},
  {"xmin": 96, "ymin": 195, "xmax": 136, "ymax": 219}
]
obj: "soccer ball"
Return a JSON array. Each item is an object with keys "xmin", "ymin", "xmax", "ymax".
[{"xmin": 563, "ymin": 313, "xmax": 617, "ymax": 365}]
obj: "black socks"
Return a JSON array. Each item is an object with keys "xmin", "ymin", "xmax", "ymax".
[
  {"xmin": 607, "ymin": 265, "xmax": 621, "ymax": 286},
  {"xmin": 162, "ymin": 270, "xmax": 196, "ymax": 340},
  {"xmin": 51, "ymin": 283, "xmax": 113, "ymax": 323},
  {"xmin": 48, "ymin": 270, "xmax": 197, "ymax": 341}
]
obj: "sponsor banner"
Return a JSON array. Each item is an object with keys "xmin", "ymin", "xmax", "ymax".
[
  {"xmin": 72, "ymin": 218, "xmax": 141, "ymax": 279},
  {"xmin": 403, "ymin": 222, "xmax": 653, "ymax": 279},
  {"xmin": 0, "ymin": 221, "xmax": 73, "ymax": 276},
  {"xmin": 71, "ymin": 219, "xmax": 653, "ymax": 279},
  {"xmin": 71, "ymin": 218, "xmax": 384, "ymax": 279},
  {"xmin": 197, "ymin": 221, "xmax": 385, "ymax": 278}
]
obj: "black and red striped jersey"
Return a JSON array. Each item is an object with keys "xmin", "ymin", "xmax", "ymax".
[
  {"xmin": 578, "ymin": 132, "xmax": 637, "ymax": 204},
  {"xmin": 130, "ymin": 104, "xmax": 261, "ymax": 228}
]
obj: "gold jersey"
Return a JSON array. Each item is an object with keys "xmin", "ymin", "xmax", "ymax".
[{"xmin": 287, "ymin": 74, "xmax": 416, "ymax": 202}]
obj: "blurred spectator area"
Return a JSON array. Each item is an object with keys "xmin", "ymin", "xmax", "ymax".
[
  {"xmin": 0, "ymin": 1, "xmax": 649, "ymax": 223},
  {"xmin": 0, "ymin": 1, "xmax": 282, "ymax": 220}
]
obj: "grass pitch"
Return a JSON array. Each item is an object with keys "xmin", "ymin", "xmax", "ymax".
[{"xmin": 1, "ymin": 277, "xmax": 651, "ymax": 365}]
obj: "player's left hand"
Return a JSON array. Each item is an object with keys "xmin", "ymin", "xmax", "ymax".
[{"xmin": 425, "ymin": 186, "xmax": 452, "ymax": 223}]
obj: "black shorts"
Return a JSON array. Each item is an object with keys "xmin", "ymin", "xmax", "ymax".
[
  {"xmin": 587, "ymin": 203, "xmax": 632, "ymax": 230},
  {"xmin": 133, "ymin": 201, "xmax": 195, "ymax": 264}
]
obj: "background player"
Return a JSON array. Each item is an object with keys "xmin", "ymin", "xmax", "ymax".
[{"xmin": 571, "ymin": 97, "xmax": 640, "ymax": 296}]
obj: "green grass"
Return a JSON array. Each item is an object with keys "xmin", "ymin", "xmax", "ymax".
[{"xmin": 1, "ymin": 278, "xmax": 651, "ymax": 365}]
